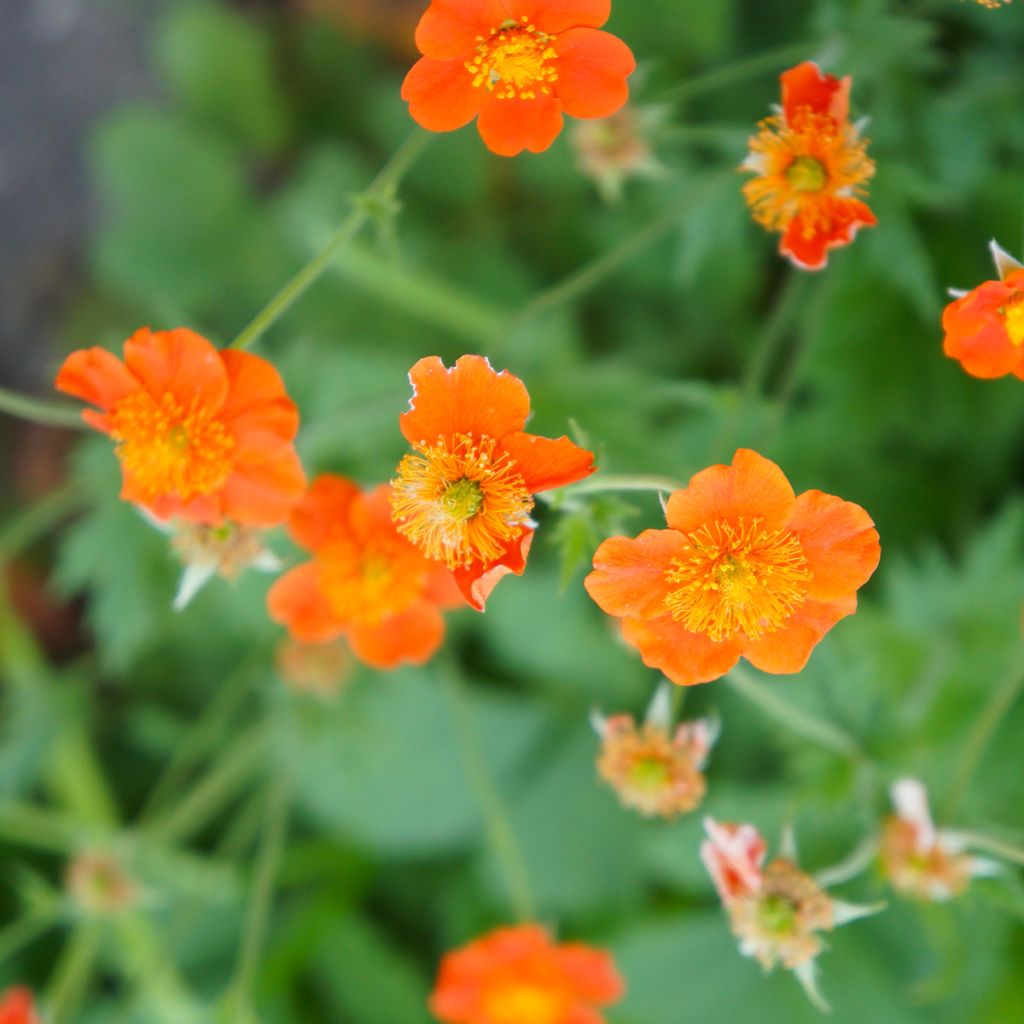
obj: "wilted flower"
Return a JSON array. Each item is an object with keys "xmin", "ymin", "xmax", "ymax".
[
  {"xmin": 430, "ymin": 924, "xmax": 624, "ymax": 1024},
  {"xmin": 592, "ymin": 681, "xmax": 717, "ymax": 818},
  {"xmin": 742, "ymin": 61, "xmax": 875, "ymax": 270},
  {"xmin": 66, "ymin": 849, "xmax": 138, "ymax": 916},
  {"xmin": 571, "ymin": 104, "xmax": 665, "ymax": 202},
  {"xmin": 391, "ymin": 355, "xmax": 594, "ymax": 609},
  {"xmin": 585, "ymin": 449, "xmax": 880, "ymax": 686},
  {"xmin": 55, "ymin": 327, "xmax": 305, "ymax": 525},
  {"xmin": 942, "ymin": 240, "xmax": 1024, "ymax": 379},
  {"xmin": 0, "ymin": 989, "xmax": 39, "ymax": 1024},
  {"xmin": 167, "ymin": 519, "xmax": 280, "ymax": 610},
  {"xmin": 402, "ymin": 0, "xmax": 636, "ymax": 156},
  {"xmin": 275, "ymin": 637, "xmax": 351, "ymax": 699},
  {"xmin": 880, "ymin": 778, "xmax": 999, "ymax": 901},
  {"xmin": 702, "ymin": 818, "xmax": 881, "ymax": 1011},
  {"xmin": 268, "ymin": 475, "xmax": 465, "ymax": 670}
]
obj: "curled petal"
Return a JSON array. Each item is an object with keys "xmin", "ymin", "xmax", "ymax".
[
  {"xmin": 781, "ymin": 61, "xmax": 850, "ymax": 125},
  {"xmin": 500, "ymin": 431, "xmax": 595, "ymax": 492},
  {"xmin": 54, "ymin": 346, "xmax": 137, "ymax": 419},
  {"xmin": 453, "ymin": 527, "xmax": 533, "ymax": 610},
  {"xmin": 779, "ymin": 198, "xmax": 876, "ymax": 271}
]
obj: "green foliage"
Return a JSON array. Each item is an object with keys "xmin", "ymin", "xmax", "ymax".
[{"xmin": 2, "ymin": 0, "xmax": 1022, "ymax": 1020}]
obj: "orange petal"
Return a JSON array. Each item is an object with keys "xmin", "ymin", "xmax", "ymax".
[
  {"xmin": 54, "ymin": 346, "xmax": 137, "ymax": 419},
  {"xmin": 585, "ymin": 530, "xmax": 687, "ymax": 620},
  {"xmin": 452, "ymin": 527, "xmax": 533, "ymax": 610},
  {"xmin": 423, "ymin": 563, "xmax": 468, "ymax": 609},
  {"xmin": 553, "ymin": 28, "xmax": 634, "ymax": 120},
  {"xmin": 123, "ymin": 327, "xmax": 229, "ymax": 413},
  {"xmin": 741, "ymin": 596, "xmax": 855, "ymax": 675},
  {"xmin": 414, "ymin": 0, "xmax": 510, "ymax": 60},
  {"xmin": 555, "ymin": 944, "xmax": 625, "ymax": 1003},
  {"xmin": 779, "ymin": 198, "xmax": 876, "ymax": 271},
  {"xmin": 219, "ymin": 349, "xmax": 299, "ymax": 449},
  {"xmin": 400, "ymin": 354, "xmax": 530, "ymax": 447},
  {"xmin": 781, "ymin": 61, "xmax": 849, "ymax": 125},
  {"xmin": 220, "ymin": 446, "xmax": 306, "ymax": 527},
  {"xmin": 788, "ymin": 490, "xmax": 880, "ymax": 602},
  {"xmin": 288, "ymin": 475, "xmax": 362, "ymax": 552},
  {"xmin": 522, "ymin": 0, "xmax": 610, "ymax": 32},
  {"xmin": 346, "ymin": 602, "xmax": 446, "ymax": 669},
  {"xmin": 499, "ymin": 431, "xmax": 595, "ymax": 492},
  {"xmin": 621, "ymin": 615, "xmax": 742, "ymax": 686},
  {"xmin": 402, "ymin": 57, "xmax": 484, "ymax": 133},
  {"xmin": 666, "ymin": 449, "xmax": 796, "ymax": 535},
  {"xmin": 267, "ymin": 563, "xmax": 341, "ymax": 643},
  {"xmin": 477, "ymin": 94, "xmax": 564, "ymax": 156},
  {"xmin": 942, "ymin": 282, "xmax": 1023, "ymax": 378}
]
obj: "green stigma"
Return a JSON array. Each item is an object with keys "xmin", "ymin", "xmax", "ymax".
[
  {"xmin": 786, "ymin": 156, "xmax": 827, "ymax": 192},
  {"xmin": 440, "ymin": 478, "xmax": 485, "ymax": 521}
]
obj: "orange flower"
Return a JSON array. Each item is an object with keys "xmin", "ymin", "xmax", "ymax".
[
  {"xmin": 402, "ymin": 0, "xmax": 636, "ymax": 157},
  {"xmin": 268, "ymin": 475, "xmax": 464, "ymax": 670},
  {"xmin": 0, "ymin": 990, "xmax": 39, "ymax": 1024},
  {"xmin": 592, "ymin": 681, "xmax": 717, "ymax": 819},
  {"xmin": 942, "ymin": 240, "xmax": 1024, "ymax": 379},
  {"xmin": 742, "ymin": 61, "xmax": 875, "ymax": 270},
  {"xmin": 585, "ymin": 449, "xmax": 880, "ymax": 686},
  {"xmin": 391, "ymin": 355, "xmax": 594, "ymax": 609},
  {"xmin": 430, "ymin": 924, "xmax": 624, "ymax": 1024},
  {"xmin": 55, "ymin": 327, "xmax": 305, "ymax": 526}
]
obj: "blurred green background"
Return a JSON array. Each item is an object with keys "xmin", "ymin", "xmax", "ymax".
[{"xmin": 2, "ymin": 0, "xmax": 1024, "ymax": 1020}]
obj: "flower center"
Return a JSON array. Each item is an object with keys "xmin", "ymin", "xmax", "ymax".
[
  {"xmin": 391, "ymin": 433, "xmax": 534, "ymax": 569},
  {"xmin": 483, "ymin": 983, "xmax": 563, "ymax": 1024},
  {"xmin": 757, "ymin": 894, "xmax": 798, "ymax": 935},
  {"xmin": 466, "ymin": 17, "xmax": 559, "ymax": 100},
  {"xmin": 785, "ymin": 155, "xmax": 827, "ymax": 192},
  {"xmin": 628, "ymin": 755, "xmax": 672, "ymax": 792},
  {"xmin": 319, "ymin": 540, "xmax": 423, "ymax": 625},
  {"xmin": 663, "ymin": 519, "xmax": 812, "ymax": 642},
  {"xmin": 1002, "ymin": 291, "xmax": 1024, "ymax": 346},
  {"xmin": 109, "ymin": 392, "xmax": 234, "ymax": 501}
]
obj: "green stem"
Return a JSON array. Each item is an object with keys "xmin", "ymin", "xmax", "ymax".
[
  {"xmin": 653, "ymin": 41, "xmax": 817, "ymax": 106},
  {"xmin": 944, "ymin": 651, "xmax": 1024, "ymax": 820},
  {"xmin": 442, "ymin": 662, "xmax": 536, "ymax": 922},
  {"xmin": 0, "ymin": 386, "xmax": 87, "ymax": 430},
  {"xmin": 224, "ymin": 764, "xmax": 293, "ymax": 1021},
  {"xmin": 490, "ymin": 172, "xmax": 731, "ymax": 356},
  {"xmin": 0, "ymin": 483, "xmax": 81, "ymax": 567},
  {"xmin": 953, "ymin": 831, "xmax": 1024, "ymax": 868},
  {"xmin": 739, "ymin": 272, "xmax": 810, "ymax": 402},
  {"xmin": 543, "ymin": 473, "xmax": 685, "ymax": 504},
  {"xmin": 46, "ymin": 923, "xmax": 101, "ymax": 1024},
  {"xmin": 138, "ymin": 652, "xmax": 264, "ymax": 824},
  {"xmin": 726, "ymin": 666, "xmax": 864, "ymax": 761},
  {"xmin": 147, "ymin": 726, "xmax": 268, "ymax": 846},
  {"xmin": 230, "ymin": 129, "xmax": 431, "ymax": 350},
  {"xmin": 0, "ymin": 908, "xmax": 60, "ymax": 965}
]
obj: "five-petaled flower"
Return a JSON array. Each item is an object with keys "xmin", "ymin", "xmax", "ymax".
[
  {"xmin": 430, "ymin": 923, "xmax": 624, "ymax": 1024},
  {"xmin": 0, "ymin": 989, "xmax": 39, "ymax": 1024},
  {"xmin": 585, "ymin": 449, "xmax": 880, "ymax": 686},
  {"xmin": 268, "ymin": 475, "xmax": 464, "ymax": 669},
  {"xmin": 942, "ymin": 240, "xmax": 1024, "ymax": 379},
  {"xmin": 402, "ymin": 0, "xmax": 636, "ymax": 156},
  {"xmin": 702, "ymin": 818, "xmax": 880, "ymax": 1012},
  {"xmin": 742, "ymin": 61, "xmax": 876, "ymax": 270},
  {"xmin": 592, "ymin": 680, "xmax": 718, "ymax": 819},
  {"xmin": 391, "ymin": 355, "xmax": 595, "ymax": 610},
  {"xmin": 55, "ymin": 327, "xmax": 305, "ymax": 526},
  {"xmin": 880, "ymin": 778, "xmax": 999, "ymax": 902}
]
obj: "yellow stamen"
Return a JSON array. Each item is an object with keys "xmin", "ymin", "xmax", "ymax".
[
  {"xmin": 391, "ymin": 433, "xmax": 533, "ymax": 569},
  {"xmin": 109, "ymin": 392, "xmax": 234, "ymax": 501},
  {"xmin": 664, "ymin": 519, "xmax": 811, "ymax": 642},
  {"xmin": 465, "ymin": 16, "xmax": 558, "ymax": 101},
  {"xmin": 1002, "ymin": 291, "xmax": 1024, "ymax": 346},
  {"xmin": 483, "ymin": 984, "xmax": 563, "ymax": 1024}
]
